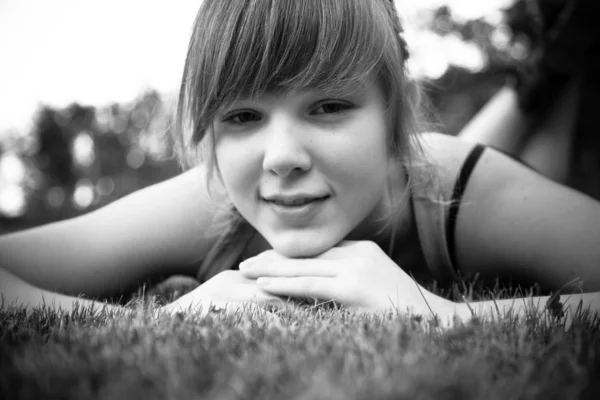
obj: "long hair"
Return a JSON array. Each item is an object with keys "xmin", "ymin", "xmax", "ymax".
[{"xmin": 172, "ymin": 0, "xmax": 431, "ymax": 282}]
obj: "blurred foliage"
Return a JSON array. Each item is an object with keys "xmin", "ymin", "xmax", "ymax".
[
  {"xmin": 0, "ymin": 90, "xmax": 180, "ymax": 233},
  {"xmin": 415, "ymin": 4, "xmax": 523, "ymax": 139},
  {"xmin": 1, "ymin": 0, "xmax": 595, "ymax": 232}
]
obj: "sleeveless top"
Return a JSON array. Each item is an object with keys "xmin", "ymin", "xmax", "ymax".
[
  {"xmin": 411, "ymin": 143, "xmax": 485, "ymax": 283},
  {"xmin": 196, "ymin": 143, "xmax": 488, "ymax": 285}
]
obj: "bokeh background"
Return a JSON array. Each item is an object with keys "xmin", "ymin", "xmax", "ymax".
[{"xmin": 0, "ymin": 0, "xmax": 541, "ymax": 233}]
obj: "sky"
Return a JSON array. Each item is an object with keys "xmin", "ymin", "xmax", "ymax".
[{"xmin": 0, "ymin": 0, "xmax": 513, "ymax": 135}]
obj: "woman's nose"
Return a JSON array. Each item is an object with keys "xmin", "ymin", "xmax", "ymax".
[{"xmin": 262, "ymin": 115, "xmax": 312, "ymax": 177}]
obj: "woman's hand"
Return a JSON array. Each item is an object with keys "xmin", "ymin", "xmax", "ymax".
[
  {"xmin": 163, "ymin": 270, "xmax": 284, "ymax": 316},
  {"xmin": 239, "ymin": 240, "xmax": 456, "ymax": 319}
]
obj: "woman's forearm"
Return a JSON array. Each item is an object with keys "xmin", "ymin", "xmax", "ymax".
[
  {"xmin": 0, "ymin": 267, "xmax": 126, "ymax": 315},
  {"xmin": 0, "ymin": 219, "xmax": 127, "ymax": 298},
  {"xmin": 450, "ymin": 291, "xmax": 600, "ymax": 329}
]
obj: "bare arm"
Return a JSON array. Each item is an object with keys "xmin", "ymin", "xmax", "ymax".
[
  {"xmin": 454, "ymin": 139, "xmax": 600, "ymax": 291},
  {"xmin": 0, "ymin": 165, "xmax": 220, "ymax": 299},
  {"xmin": 0, "ymin": 267, "xmax": 124, "ymax": 314},
  {"xmin": 449, "ymin": 291, "xmax": 600, "ymax": 330}
]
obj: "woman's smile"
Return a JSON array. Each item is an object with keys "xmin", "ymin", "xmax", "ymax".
[
  {"xmin": 262, "ymin": 194, "xmax": 331, "ymax": 223},
  {"xmin": 213, "ymin": 80, "xmax": 395, "ymax": 257}
]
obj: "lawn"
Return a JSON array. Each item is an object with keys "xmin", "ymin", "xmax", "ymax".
[{"xmin": 1, "ymin": 289, "xmax": 600, "ymax": 400}]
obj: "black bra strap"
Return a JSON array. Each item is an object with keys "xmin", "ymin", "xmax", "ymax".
[{"xmin": 446, "ymin": 143, "xmax": 486, "ymax": 269}]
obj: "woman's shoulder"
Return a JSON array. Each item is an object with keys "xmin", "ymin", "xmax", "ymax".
[
  {"xmin": 413, "ymin": 132, "xmax": 481, "ymax": 197},
  {"xmin": 418, "ymin": 132, "xmax": 478, "ymax": 169}
]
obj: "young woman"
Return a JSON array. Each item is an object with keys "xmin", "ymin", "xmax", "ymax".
[{"xmin": 1, "ymin": 0, "xmax": 599, "ymax": 329}]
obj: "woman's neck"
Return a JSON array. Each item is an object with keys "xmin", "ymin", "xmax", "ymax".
[{"xmin": 347, "ymin": 161, "xmax": 413, "ymax": 255}]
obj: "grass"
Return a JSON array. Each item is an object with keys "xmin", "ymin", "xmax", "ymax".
[{"xmin": 1, "ymin": 285, "xmax": 600, "ymax": 400}]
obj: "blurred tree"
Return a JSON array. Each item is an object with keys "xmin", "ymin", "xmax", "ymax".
[
  {"xmin": 33, "ymin": 106, "xmax": 77, "ymax": 188},
  {"xmin": 0, "ymin": 89, "xmax": 179, "ymax": 232},
  {"xmin": 421, "ymin": 5, "xmax": 519, "ymax": 135},
  {"xmin": 504, "ymin": 0, "xmax": 600, "ymax": 198}
]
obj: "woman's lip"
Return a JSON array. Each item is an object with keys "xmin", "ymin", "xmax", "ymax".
[
  {"xmin": 262, "ymin": 194, "xmax": 330, "ymax": 203},
  {"xmin": 264, "ymin": 196, "xmax": 329, "ymax": 220},
  {"xmin": 263, "ymin": 195, "xmax": 330, "ymax": 206}
]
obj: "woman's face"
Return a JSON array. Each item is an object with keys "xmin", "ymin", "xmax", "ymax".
[{"xmin": 213, "ymin": 80, "xmax": 397, "ymax": 258}]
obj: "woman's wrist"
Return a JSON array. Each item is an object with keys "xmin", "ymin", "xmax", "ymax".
[
  {"xmin": 403, "ymin": 291, "xmax": 469, "ymax": 330},
  {"xmin": 429, "ymin": 298, "xmax": 466, "ymax": 329},
  {"xmin": 161, "ymin": 293, "xmax": 223, "ymax": 318},
  {"xmin": 161, "ymin": 293, "xmax": 197, "ymax": 315}
]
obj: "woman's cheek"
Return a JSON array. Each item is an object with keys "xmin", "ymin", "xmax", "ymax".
[{"xmin": 215, "ymin": 138, "xmax": 261, "ymax": 202}]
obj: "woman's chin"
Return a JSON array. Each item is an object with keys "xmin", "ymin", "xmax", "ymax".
[{"xmin": 268, "ymin": 236, "xmax": 338, "ymax": 258}]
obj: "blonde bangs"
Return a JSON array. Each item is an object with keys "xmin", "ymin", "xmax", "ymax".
[{"xmin": 216, "ymin": 0, "xmax": 392, "ymax": 100}]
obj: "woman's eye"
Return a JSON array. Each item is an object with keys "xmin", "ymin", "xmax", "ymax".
[
  {"xmin": 223, "ymin": 111, "xmax": 261, "ymax": 124},
  {"xmin": 313, "ymin": 102, "xmax": 352, "ymax": 115}
]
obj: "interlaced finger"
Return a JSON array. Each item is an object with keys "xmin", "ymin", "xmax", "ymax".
[
  {"xmin": 257, "ymin": 276, "xmax": 339, "ymax": 302},
  {"xmin": 240, "ymin": 258, "xmax": 339, "ymax": 278}
]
